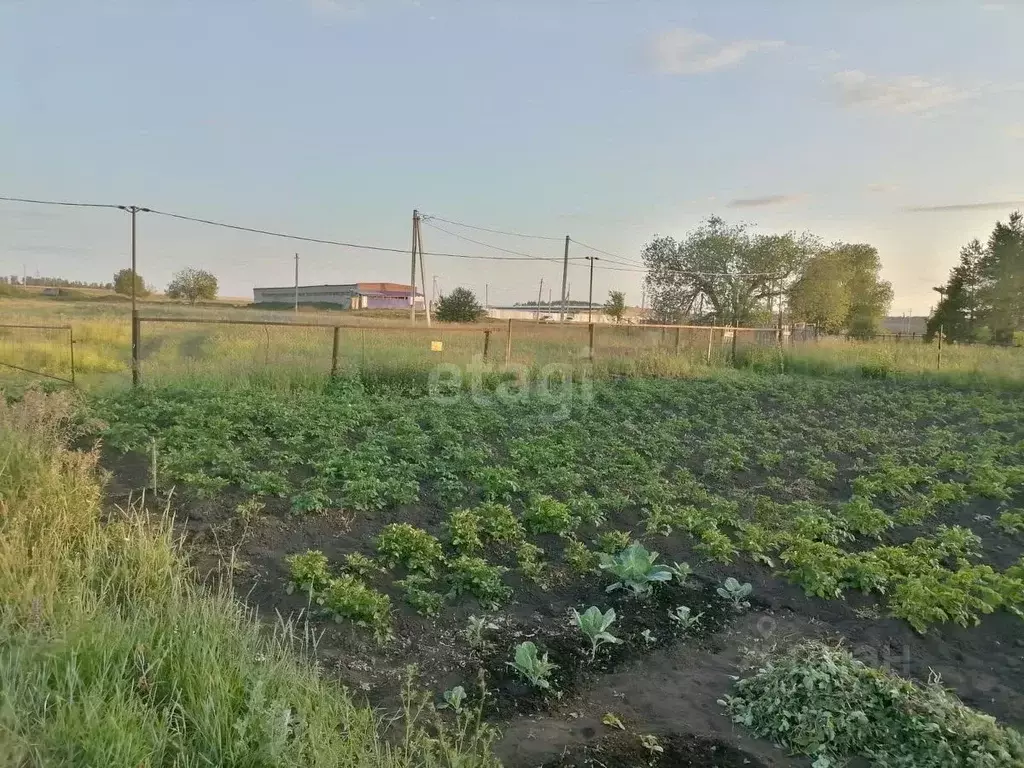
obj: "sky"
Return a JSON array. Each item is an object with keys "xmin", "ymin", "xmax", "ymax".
[{"xmin": 2, "ymin": 0, "xmax": 1024, "ymax": 314}]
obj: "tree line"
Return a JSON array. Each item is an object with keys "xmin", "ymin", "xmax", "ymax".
[
  {"xmin": 642, "ymin": 216, "xmax": 893, "ymax": 337},
  {"xmin": 926, "ymin": 211, "xmax": 1024, "ymax": 345}
]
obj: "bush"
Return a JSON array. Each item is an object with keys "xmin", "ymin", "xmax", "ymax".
[
  {"xmin": 523, "ymin": 495, "xmax": 576, "ymax": 536},
  {"xmin": 723, "ymin": 641, "xmax": 1024, "ymax": 767},
  {"xmin": 448, "ymin": 555, "xmax": 511, "ymax": 608},
  {"xmin": 435, "ymin": 287, "xmax": 485, "ymax": 323},
  {"xmin": 319, "ymin": 575, "xmax": 393, "ymax": 640}
]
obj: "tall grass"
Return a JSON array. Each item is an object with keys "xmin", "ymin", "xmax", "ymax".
[{"xmin": 0, "ymin": 390, "xmax": 498, "ymax": 767}]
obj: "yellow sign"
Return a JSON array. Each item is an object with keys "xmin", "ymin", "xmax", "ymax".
[{"xmin": 431, "ymin": 341, "xmax": 444, "ymax": 352}]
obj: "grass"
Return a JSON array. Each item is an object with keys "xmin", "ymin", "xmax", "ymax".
[
  {"xmin": 0, "ymin": 389, "xmax": 498, "ymax": 767},
  {"xmin": 4, "ymin": 296, "xmax": 1024, "ymax": 392}
]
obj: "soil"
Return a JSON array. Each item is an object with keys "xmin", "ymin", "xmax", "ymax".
[{"xmin": 102, "ymin": 447, "xmax": 1024, "ymax": 768}]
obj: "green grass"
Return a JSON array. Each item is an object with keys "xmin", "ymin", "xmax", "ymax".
[{"xmin": 0, "ymin": 389, "xmax": 498, "ymax": 767}]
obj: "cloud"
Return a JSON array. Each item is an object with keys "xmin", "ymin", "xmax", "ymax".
[
  {"xmin": 651, "ymin": 28, "xmax": 784, "ymax": 75},
  {"xmin": 831, "ymin": 69, "xmax": 972, "ymax": 114},
  {"xmin": 728, "ymin": 194, "xmax": 804, "ymax": 208},
  {"xmin": 904, "ymin": 200, "xmax": 1024, "ymax": 213}
]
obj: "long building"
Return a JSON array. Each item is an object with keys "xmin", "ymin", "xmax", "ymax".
[{"xmin": 252, "ymin": 282, "xmax": 424, "ymax": 309}]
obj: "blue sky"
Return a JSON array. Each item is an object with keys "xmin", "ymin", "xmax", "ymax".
[{"xmin": 3, "ymin": 0, "xmax": 1023, "ymax": 313}]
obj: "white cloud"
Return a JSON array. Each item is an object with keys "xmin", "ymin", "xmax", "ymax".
[
  {"xmin": 651, "ymin": 28, "xmax": 784, "ymax": 75},
  {"xmin": 831, "ymin": 70, "xmax": 972, "ymax": 114}
]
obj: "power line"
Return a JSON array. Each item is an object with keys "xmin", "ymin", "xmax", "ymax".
[
  {"xmin": 142, "ymin": 207, "xmax": 566, "ymax": 263},
  {"xmin": 422, "ymin": 213, "xmax": 563, "ymax": 241},
  {"xmin": 0, "ymin": 195, "xmax": 122, "ymax": 210},
  {"xmin": 421, "ymin": 219, "xmax": 574, "ymax": 263}
]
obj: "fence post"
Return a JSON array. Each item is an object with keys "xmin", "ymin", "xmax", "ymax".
[
  {"xmin": 331, "ymin": 326, "xmax": 341, "ymax": 377},
  {"xmin": 937, "ymin": 325, "xmax": 943, "ymax": 371},
  {"xmin": 706, "ymin": 325, "xmax": 714, "ymax": 364},
  {"xmin": 504, "ymin": 319, "xmax": 512, "ymax": 367},
  {"xmin": 69, "ymin": 326, "xmax": 76, "ymax": 386},
  {"xmin": 674, "ymin": 326, "xmax": 681, "ymax": 354},
  {"xmin": 588, "ymin": 322, "xmax": 595, "ymax": 361},
  {"xmin": 483, "ymin": 329, "xmax": 491, "ymax": 360},
  {"xmin": 132, "ymin": 310, "xmax": 141, "ymax": 387}
]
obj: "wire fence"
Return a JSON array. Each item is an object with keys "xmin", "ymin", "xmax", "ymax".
[{"xmin": 0, "ymin": 323, "xmax": 76, "ymax": 384}]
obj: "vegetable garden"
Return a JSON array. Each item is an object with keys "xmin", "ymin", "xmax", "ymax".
[{"xmin": 89, "ymin": 372, "xmax": 1024, "ymax": 767}]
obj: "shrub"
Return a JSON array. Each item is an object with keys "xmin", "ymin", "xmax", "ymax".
[
  {"xmin": 722, "ymin": 641, "xmax": 1024, "ymax": 767},
  {"xmin": 376, "ymin": 523, "xmax": 445, "ymax": 577},
  {"xmin": 563, "ymin": 537, "xmax": 599, "ymax": 574},
  {"xmin": 435, "ymin": 287, "xmax": 485, "ymax": 323}
]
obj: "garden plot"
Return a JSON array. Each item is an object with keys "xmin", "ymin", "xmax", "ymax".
[{"xmin": 92, "ymin": 374, "xmax": 1024, "ymax": 766}]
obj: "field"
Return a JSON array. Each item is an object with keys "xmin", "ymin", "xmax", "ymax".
[{"xmin": 4, "ymin": 296, "xmax": 1024, "ymax": 767}]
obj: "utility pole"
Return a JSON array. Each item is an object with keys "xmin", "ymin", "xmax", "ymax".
[
  {"xmin": 410, "ymin": 209, "xmax": 420, "ymax": 323},
  {"xmin": 535, "ymin": 277, "xmax": 544, "ymax": 321},
  {"xmin": 559, "ymin": 235, "xmax": 570, "ymax": 323},
  {"xmin": 415, "ymin": 215, "xmax": 431, "ymax": 327},
  {"xmin": 485, "ymin": 283, "xmax": 489, "ymax": 311},
  {"xmin": 585, "ymin": 256, "xmax": 599, "ymax": 323},
  {"xmin": 640, "ymin": 285, "xmax": 646, "ymax": 321},
  {"xmin": 432, "ymin": 275, "xmax": 439, "ymax": 312},
  {"xmin": 294, "ymin": 253, "xmax": 299, "ymax": 314},
  {"xmin": 117, "ymin": 204, "xmax": 150, "ymax": 387}
]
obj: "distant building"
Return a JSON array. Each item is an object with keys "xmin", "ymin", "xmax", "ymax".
[
  {"xmin": 486, "ymin": 305, "xmax": 624, "ymax": 323},
  {"xmin": 882, "ymin": 316, "xmax": 928, "ymax": 336},
  {"xmin": 252, "ymin": 282, "xmax": 424, "ymax": 309}
]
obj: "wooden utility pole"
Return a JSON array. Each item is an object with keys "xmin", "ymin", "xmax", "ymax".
[
  {"xmin": 559, "ymin": 235, "xmax": 570, "ymax": 322},
  {"xmin": 535, "ymin": 277, "xmax": 544, "ymax": 321},
  {"xmin": 585, "ymin": 256, "xmax": 599, "ymax": 323},
  {"xmin": 294, "ymin": 253, "xmax": 299, "ymax": 314},
  {"xmin": 410, "ymin": 209, "xmax": 420, "ymax": 323},
  {"xmin": 415, "ymin": 215, "xmax": 430, "ymax": 327},
  {"xmin": 485, "ymin": 283, "xmax": 489, "ymax": 311}
]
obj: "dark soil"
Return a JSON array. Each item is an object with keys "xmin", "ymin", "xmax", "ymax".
[
  {"xmin": 539, "ymin": 732, "xmax": 770, "ymax": 768},
  {"xmin": 101, "ymin": 447, "xmax": 1024, "ymax": 768}
]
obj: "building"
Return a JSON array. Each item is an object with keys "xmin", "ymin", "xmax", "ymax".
[
  {"xmin": 252, "ymin": 282, "xmax": 424, "ymax": 309},
  {"xmin": 486, "ymin": 305, "xmax": 622, "ymax": 323}
]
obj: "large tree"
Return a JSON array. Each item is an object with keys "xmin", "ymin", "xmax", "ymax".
[
  {"xmin": 979, "ymin": 210, "xmax": 1024, "ymax": 342},
  {"xmin": 113, "ymin": 268, "xmax": 149, "ymax": 297},
  {"xmin": 166, "ymin": 268, "xmax": 218, "ymax": 304},
  {"xmin": 789, "ymin": 243, "xmax": 893, "ymax": 338},
  {"xmin": 925, "ymin": 240, "xmax": 984, "ymax": 342},
  {"xmin": 641, "ymin": 216, "xmax": 816, "ymax": 326},
  {"xmin": 927, "ymin": 211, "xmax": 1024, "ymax": 343}
]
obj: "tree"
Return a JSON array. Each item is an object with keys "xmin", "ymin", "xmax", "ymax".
[
  {"xmin": 603, "ymin": 290, "xmax": 626, "ymax": 322},
  {"xmin": 789, "ymin": 243, "xmax": 893, "ymax": 338},
  {"xmin": 642, "ymin": 216, "xmax": 816, "ymax": 326},
  {"xmin": 925, "ymin": 240, "xmax": 984, "ymax": 342},
  {"xmin": 113, "ymin": 268, "xmax": 149, "ymax": 297},
  {"xmin": 166, "ymin": 268, "xmax": 218, "ymax": 304},
  {"xmin": 435, "ymin": 287, "xmax": 485, "ymax": 323},
  {"xmin": 926, "ymin": 211, "xmax": 1024, "ymax": 344},
  {"xmin": 979, "ymin": 210, "xmax": 1024, "ymax": 342}
]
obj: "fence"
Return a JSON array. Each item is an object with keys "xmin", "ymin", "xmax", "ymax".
[
  {"xmin": 0, "ymin": 323, "xmax": 76, "ymax": 384},
  {"xmin": 0, "ymin": 314, "xmax": 898, "ymax": 388}
]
